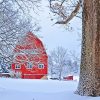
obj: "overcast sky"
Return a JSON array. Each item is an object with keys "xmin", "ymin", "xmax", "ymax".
[{"xmin": 35, "ymin": 0, "xmax": 82, "ymax": 56}]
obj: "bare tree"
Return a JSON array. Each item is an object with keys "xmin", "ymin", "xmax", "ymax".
[
  {"xmin": 48, "ymin": 47, "xmax": 68, "ymax": 80},
  {"xmin": 0, "ymin": 0, "xmax": 41, "ymax": 67},
  {"xmin": 48, "ymin": 48, "xmax": 80, "ymax": 79},
  {"xmin": 69, "ymin": 51, "xmax": 80, "ymax": 74}
]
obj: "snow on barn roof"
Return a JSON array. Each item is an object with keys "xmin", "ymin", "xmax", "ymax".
[{"xmin": 14, "ymin": 32, "xmax": 47, "ymax": 55}]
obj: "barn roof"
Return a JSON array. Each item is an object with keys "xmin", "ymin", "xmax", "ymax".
[{"xmin": 14, "ymin": 32, "xmax": 47, "ymax": 55}]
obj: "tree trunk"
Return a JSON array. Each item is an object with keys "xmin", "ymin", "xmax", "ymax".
[
  {"xmin": 59, "ymin": 66, "xmax": 62, "ymax": 80},
  {"xmin": 76, "ymin": 0, "xmax": 100, "ymax": 96}
]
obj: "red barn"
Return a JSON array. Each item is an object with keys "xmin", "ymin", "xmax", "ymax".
[{"xmin": 11, "ymin": 32, "xmax": 48, "ymax": 79}]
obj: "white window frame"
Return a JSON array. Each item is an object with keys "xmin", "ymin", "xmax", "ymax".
[
  {"xmin": 15, "ymin": 64, "xmax": 21, "ymax": 69},
  {"xmin": 27, "ymin": 62, "xmax": 33, "ymax": 69},
  {"xmin": 38, "ymin": 64, "xmax": 44, "ymax": 69}
]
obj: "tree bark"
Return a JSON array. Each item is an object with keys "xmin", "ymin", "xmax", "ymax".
[{"xmin": 76, "ymin": 0, "xmax": 100, "ymax": 96}]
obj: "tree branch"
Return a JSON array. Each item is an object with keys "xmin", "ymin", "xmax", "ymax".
[{"xmin": 55, "ymin": 1, "xmax": 81, "ymax": 24}]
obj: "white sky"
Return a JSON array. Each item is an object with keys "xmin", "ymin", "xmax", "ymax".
[{"xmin": 35, "ymin": 0, "xmax": 82, "ymax": 56}]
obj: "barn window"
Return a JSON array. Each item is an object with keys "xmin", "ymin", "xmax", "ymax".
[
  {"xmin": 27, "ymin": 62, "xmax": 33, "ymax": 69},
  {"xmin": 38, "ymin": 64, "xmax": 44, "ymax": 69},
  {"xmin": 15, "ymin": 64, "xmax": 21, "ymax": 69}
]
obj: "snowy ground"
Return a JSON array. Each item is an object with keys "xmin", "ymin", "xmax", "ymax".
[{"xmin": 0, "ymin": 77, "xmax": 100, "ymax": 100}]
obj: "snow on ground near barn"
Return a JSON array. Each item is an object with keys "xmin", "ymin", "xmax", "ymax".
[{"xmin": 0, "ymin": 77, "xmax": 100, "ymax": 100}]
